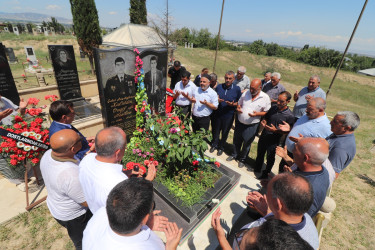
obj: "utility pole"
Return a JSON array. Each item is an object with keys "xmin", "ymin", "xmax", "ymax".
[{"xmin": 212, "ymin": 0, "xmax": 225, "ymax": 73}]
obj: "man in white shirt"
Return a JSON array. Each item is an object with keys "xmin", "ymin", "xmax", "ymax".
[
  {"xmin": 40, "ymin": 129, "xmax": 92, "ymax": 250},
  {"xmin": 173, "ymin": 71, "xmax": 196, "ymax": 119},
  {"xmin": 83, "ymin": 178, "xmax": 182, "ymax": 250},
  {"xmin": 188, "ymin": 74, "xmax": 219, "ymax": 133},
  {"xmin": 227, "ymin": 79, "xmax": 271, "ymax": 168}
]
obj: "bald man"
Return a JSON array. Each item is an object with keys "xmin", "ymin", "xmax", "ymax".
[
  {"xmin": 227, "ymin": 79, "xmax": 271, "ymax": 168},
  {"xmin": 40, "ymin": 129, "xmax": 92, "ymax": 250},
  {"xmin": 292, "ymin": 137, "xmax": 330, "ymax": 217}
]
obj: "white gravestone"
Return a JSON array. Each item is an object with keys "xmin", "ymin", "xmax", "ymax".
[
  {"xmin": 50, "ymin": 27, "xmax": 56, "ymax": 36},
  {"xmin": 13, "ymin": 27, "xmax": 19, "ymax": 36},
  {"xmin": 191, "ymin": 43, "xmax": 194, "ymax": 49},
  {"xmin": 4, "ymin": 27, "xmax": 9, "ymax": 32},
  {"xmin": 32, "ymin": 28, "xmax": 37, "ymax": 36},
  {"xmin": 185, "ymin": 42, "xmax": 187, "ymax": 48},
  {"xmin": 24, "ymin": 46, "xmax": 38, "ymax": 69},
  {"xmin": 43, "ymin": 27, "xmax": 48, "ymax": 36}
]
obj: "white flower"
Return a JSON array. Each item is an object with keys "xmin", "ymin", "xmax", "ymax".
[
  {"xmin": 21, "ymin": 132, "xmax": 29, "ymax": 137},
  {"xmin": 32, "ymin": 146, "xmax": 38, "ymax": 151},
  {"xmin": 35, "ymin": 134, "xmax": 42, "ymax": 140},
  {"xmin": 17, "ymin": 142, "xmax": 25, "ymax": 148},
  {"xmin": 212, "ymin": 199, "xmax": 220, "ymax": 204},
  {"xmin": 29, "ymin": 131, "xmax": 36, "ymax": 137},
  {"xmin": 24, "ymin": 146, "xmax": 31, "ymax": 151}
]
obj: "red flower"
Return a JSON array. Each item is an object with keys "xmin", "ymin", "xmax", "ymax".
[
  {"xmin": 31, "ymin": 158, "xmax": 39, "ymax": 164},
  {"xmin": 140, "ymin": 166, "xmax": 146, "ymax": 175},
  {"xmin": 153, "ymin": 161, "xmax": 158, "ymax": 166},
  {"xmin": 214, "ymin": 162, "xmax": 221, "ymax": 168},
  {"xmin": 14, "ymin": 116, "xmax": 23, "ymax": 122},
  {"xmin": 10, "ymin": 159, "xmax": 18, "ymax": 166},
  {"xmin": 140, "ymin": 107, "xmax": 145, "ymax": 113},
  {"xmin": 126, "ymin": 162, "xmax": 135, "ymax": 170},
  {"xmin": 144, "ymin": 160, "xmax": 150, "ymax": 166},
  {"xmin": 192, "ymin": 160, "xmax": 199, "ymax": 166}
]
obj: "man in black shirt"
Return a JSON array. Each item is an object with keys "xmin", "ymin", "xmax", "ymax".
[
  {"xmin": 168, "ymin": 60, "xmax": 186, "ymax": 90},
  {"xmin": 254, "ymin": 91, "xmax": 295, "ymax": 179}
]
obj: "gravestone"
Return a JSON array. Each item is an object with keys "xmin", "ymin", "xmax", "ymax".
[
  {"xmin": 50, "ymin": 27, "xmax": 55, "ymax": 36},
  {"xmin": 0, "ymin": 43, "xmax": 20, "ymax": 105},
  {"xmin": 188, "ymin": 43, "xmax": 190, "ymax": 49},
  {"xmin": 185, "ymin": 42, "xmax": 187, "ymax": 48},
  {"xmin": 43, "ymin": 27, "xmax": 48, "ymax": 36},
  {"xmin": 94, "ymin": 47, "xmax": 137, "ymax": 137},
  {"xmin": 191, "ymin": 43, "xmax": 194, "ymax": 48},
  {"xmin": 13, "ymin": 27, "xmax": 19, "ymax": 36},
  {"xmin": 4, "ymin": 27, "xmax": 9, "ymax": 32},
  {"xmin": 49, "ymin": 45, "xmax": 82, "ymax": 100},
  {"xmin": 24, "ymin": 46, "xmax": 38, "ymax": 69},
  {"xmin": 140, "ymin": 49, "xmax": 168, "ymax": 115},
  {"xmin": 32, "ymin": 28, "xmax": 37, "ymax": 36},
  {"xmin": 26, "ymin": 24, "xmax": 32, "ymax": 34},
  {"xmin": 5, "ymin": 48, "xmax": 17, "ymax": 64}
]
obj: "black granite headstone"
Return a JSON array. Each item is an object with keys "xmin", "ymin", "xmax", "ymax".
[
  {"xmin": 5, "ymin": 48, "xmax": 17, "ymax": 63},
  {"xmin": 26, "ymin": 24, "xmax": 32, "ymax": 34},
  {"xmin": 94, "ymin": 47, "xmax": 137, "ymax": 137},
  {"xmin": 140, "ymin": 49, "xmax": 168, "ymax": 115},
  {"xmin": 0, "ymin": 43, "xmax": 20, "ymax": 105},
  {"xmin": 49, "ymin": 45, "xmax": 82, "ymax": 100}
]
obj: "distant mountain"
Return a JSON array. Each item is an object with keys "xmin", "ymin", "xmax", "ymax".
[{"xmin": 0, "ymin": 12, "xmax": 72, "ymax": 24}]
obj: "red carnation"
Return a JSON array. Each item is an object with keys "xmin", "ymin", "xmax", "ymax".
[
  {"xmin": 126, "ymin": 162, "xmax": 134, "ymax": 170},
  {"xmin": 214, "ymin": 161, "xmax": 221, "ymax": 168},
  {"xmin": 14, "ymin": 116, "xmax": 23, "ymax": 122},
  {"xmin": 31, "ymin": 158, "xmax": 39, "ymax": 164},
  {"xmin": 192, "ymin": 160, "xmax": 199, "ymax": 166},
  {"xmin": 10, "ymin": 159, "xmax": 18, "ymax": 166}
]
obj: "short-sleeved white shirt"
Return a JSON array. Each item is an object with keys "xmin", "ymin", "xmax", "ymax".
[
  {"xmin": 174, "ymin": 80, "xmax": 197, "ymax": 106},
  {"xmin": 237, "ymin": 91, "xmax": 271, "ymax": 125},
  {"xmin": 0, "ymin": 96, "xmax": 19, "ymax": 126},
  {"xmin": 192, "ymin": 87, "xmax": 219, "ymax": 117},
  {"xmin": 83, "ymin": 207, "xmax": 165, "ymax": 250},
  {"xmin": 79, "ymin": 153, "xmax": 127, "ymax": 214},
  {"xmin": 40, "ymin": 149, "xmax": 87, "ymax": 221}
]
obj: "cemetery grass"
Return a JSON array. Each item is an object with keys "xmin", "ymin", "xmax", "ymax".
[
  {"xmin": 0, "ymin": 46, "xmax": 373, "ymax": 248},
  {"xmin": 0, "ymin": 34, "xmax": 96, "ymax": 89}
]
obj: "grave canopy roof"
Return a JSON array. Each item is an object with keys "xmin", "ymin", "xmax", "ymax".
[
  {"xmin": 102, "ymin": 24, "xmax": 175, "ymax": 49},
  {"xmin": 357, "ymin": 68, "xmax": 375, "ymax": 77}
]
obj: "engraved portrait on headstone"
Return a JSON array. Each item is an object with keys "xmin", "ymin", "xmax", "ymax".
[
  {"xmin": 4, "ymin": 27, "xmax": 9, "ymax": 32},
  {"xmin": 49, "ymin": 45, "xmax": 82, "ymax": 100},
  {"xmin": 94, "ymin": 47, "xmax": 136, "ymax": 137},
  {"xmin": 140, "ymin": 49, "xmax": 167, "ymax": 115},
  {"xmin": 0, "ymin": 43, "xmax": 20, "ymax": 105}
]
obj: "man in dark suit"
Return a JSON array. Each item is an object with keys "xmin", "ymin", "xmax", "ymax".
[
  {"xmin": 144, "ymin": 56, "xmax": 164, "ymax": 114},
  {"xmin": 49, "ymin": 100, "xmax": 94, "ymax": 160},
  {"xmin": 105, "ymin": 57, "xmax": 135, "ymax": 99}
]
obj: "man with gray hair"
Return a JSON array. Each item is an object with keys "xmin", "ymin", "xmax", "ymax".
[
  {"xmin": 293, "ymin": 75, "xmax": 326, "ymax": 119},
  {"xmin": 233, "ymin": 66, "xmax": 251, "ymax": 93},
  {"xmin": 261, "ymin": 72, "xmax": 271, "ymax": 87},
  {"xmin": 79, "ymin": 127, "xmax": 156, "ymax": 214},
  {"xmin": 326, "ymin": 111, "xmax": 360, "ymax": 178},
  {"xmin": 279, "ymin": 97, "xmax": 331, "ymax": 172},
  {"xmin": 262, "ymin": 72, "xmax": 286, "ymax": 106}
]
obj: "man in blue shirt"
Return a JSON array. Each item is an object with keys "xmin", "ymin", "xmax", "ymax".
[
  {"xmin": 326, "ymin": 111, "xmax": 359, "ymax": 178},
  {"xmin": 262, "ymin": 72, "xmax": 286, "ymax": 106},
  {"xmin": 293, "ymin": 75, "xmax": 326, "ymax": 119},
  {"xmin": 210, "ymin": 71, "xmax": 241, "ymax": 156},
  {"xmin": 49, "ymin": 100, "xmax": 94, "ymax": 161}
]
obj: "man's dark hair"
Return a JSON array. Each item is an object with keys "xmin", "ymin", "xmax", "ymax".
[
  {"xmin": 271, "ymin": 172, "xmax": 313, "ymax": 215},
  {"xmin": 201, "ymin": 67, "xmax": 209, "ymax": 72},
  {"xmin": 49, "ymin": 100, "xmax": 74, "ymax": 121},
  {"xmin": 174, "ymin": 60, "xmax": 181, "ymax": 67},
  {"xmin": 225, "ymin": 70, "xmax": 235, "ymax": 76},
  {"xmin": 115, "ymin": 57, "xmax": 125, "ymax": 64},
  {"xmin": 181, "ymin": 71, "xmax": 191, "ymax": 79},
  {"xmin": 150, "ymin": 56, "xmax": 157, "ymax": 62},
  {"xmin": 201, "ymin": 74, "xmax": 211, "ymax": 81},
  {"xmin": 279, "ymin": 91, "xmax": 292, "ymax": 102},
  {"xmin": 242, "ymin": 219, "xmax": 313, "ymax": 250},
  {"xmin": 106, "ymin": 178, "xmax": 154, "ymax": 234}
]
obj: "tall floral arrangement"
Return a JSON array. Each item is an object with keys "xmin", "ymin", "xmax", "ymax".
[{"xmin": 133, "ymin": 48, "xmax": 151, "ymax": 128}]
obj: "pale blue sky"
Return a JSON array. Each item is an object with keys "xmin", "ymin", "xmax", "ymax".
[{"xmin": 1, "ymin": 0, "xmax": 374, "ymax": 55}]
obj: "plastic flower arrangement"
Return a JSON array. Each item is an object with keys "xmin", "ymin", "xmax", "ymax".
[{"xmin": 0, "ymin": 98, "xmax": 49, "ymax": 168}]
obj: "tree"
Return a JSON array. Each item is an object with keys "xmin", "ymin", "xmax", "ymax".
[
  {"xmin": 70, "ymin": 0, "xmax": 102, "ymax": 74},
  {"xmin": 129, "ymin": 0, "xmax": 147, "ymax": 25},
  {"xmin": 48, "ymin": 17, "xmax": 65, "ymax": 33}
]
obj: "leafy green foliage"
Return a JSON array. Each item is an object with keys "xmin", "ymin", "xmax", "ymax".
[{"xmin": 129, "ymin": 0, "xmax": 147, "ymax": 25}]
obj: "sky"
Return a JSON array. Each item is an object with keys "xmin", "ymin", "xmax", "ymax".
[{"xmin": 1, "ymin": 0, "xmax": 375, "ymax": 56}]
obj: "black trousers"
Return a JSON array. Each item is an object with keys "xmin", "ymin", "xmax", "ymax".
[
  {"xmin": 254, "ymin": 133, "xmax": 280, "ymax": 173},
  {"xmin": 192, "ymin": 115, "xmax": 210, "ymax": 133},
  {"xmin": 55, "ymin": 209, "xmax": 93, "ymax": 250},
  {"xmin": 212, "ymin": 114, "xmax": 234, "ymax": 150},
  {"xmin": 232, "ymin": 120, "xmax": 259, "ymax": 162},
  {"xmin": 176, "ymin": 104, "xmax": 192, "ymax": 120}
]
